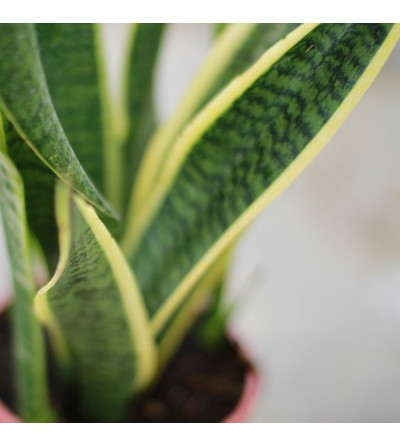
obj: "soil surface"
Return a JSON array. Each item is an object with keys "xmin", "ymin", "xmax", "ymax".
[
  {"xmin": 0, "ymin": 309, "xmax": 14, "ymax": 408},
  {"xmin": 0, "ymin": 311, "xmax": 248, "ymax": 422},
  {"xmin": 128, "ymin": 333, "xmax": 248, "ymax": 422}
]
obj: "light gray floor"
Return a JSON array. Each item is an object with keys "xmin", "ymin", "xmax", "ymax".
[{"xmin": 1, "ymin": 24, "xmax": 400, "ymax": 422}]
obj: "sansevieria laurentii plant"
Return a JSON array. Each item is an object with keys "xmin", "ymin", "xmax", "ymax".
[{"xmin": 0, "ymin": 23, "xmax": 398, "ymax": 422}]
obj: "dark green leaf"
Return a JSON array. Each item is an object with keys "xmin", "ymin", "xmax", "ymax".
[
  {"xmin": 128, "ymin": 24, "xmax": 398, "ymax": 336},
  {"xmin": 4, "ymin": 120, "xmax": 58, "ymax": 268},
  {"xmin": 120, "ymin": 24, "xmax": 164, "ymax": 218},
  {"xmin": 0, "ymin": 24, "xmax": 116, "ymax": 220},
  {"xmin": 36, "ymin": 24, "xmax": 107, "ymax": 197},
  {"xmin": 125, "ymin": 23, "xmax": 298, "ymax": 233},
  {"xmin": 0, "ymin": 115, "xmax": 52, "ymax": 421},
  {"xmin": 35, "ymin": 182, "xmax": 156, "ymax": 422}
]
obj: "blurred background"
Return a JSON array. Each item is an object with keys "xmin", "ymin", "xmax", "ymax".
[{"xmin": 1, "ymin": 24, "xmax": 400, "ymax": 422}]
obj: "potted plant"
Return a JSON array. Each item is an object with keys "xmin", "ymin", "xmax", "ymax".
[{"xmin": 0, "ymin": 23, "xmax": 398, "ymax": 423}]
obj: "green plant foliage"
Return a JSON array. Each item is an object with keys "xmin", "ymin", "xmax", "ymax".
[
  {"xmin": 36, "ymin": 24, "xmax": 108, "ymax": 196},
  {"xmin": 120, "ymin": 24, "xmax": 165, "ymax": 216},
  {"xmin": 35, "ymin": 182, "xmax": 156, "ymax": 422},
  {"xmin": 3, "ymin": 120, "xmax": 58, "ymax": 269},
  {"xmin": 128, "ymin": 24, "xmax": 397, "ymax": 337},
  {"xmin": 0, "ymin": 24, "xmax": 115, "ymax": 219},
  {"xmin": 126, "ymin": 24, "xmax": 299, "ymax": 234},
  {"xmin": 0, "ymin": 23, "xmax": 398, "ymax": 423},
  {"xmin": 0, "ymin": 115, "xmax": 52, "ymax": 421}
]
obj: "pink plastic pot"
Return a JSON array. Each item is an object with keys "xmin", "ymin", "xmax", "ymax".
[
  {"xmin": 223, "ymin": 365, "xmax": 260, "ymax": 422},
  {"xmin": 0, "ymin": 400, "xmax": 20, "ymax": 423},
  {"xmin": 0, "ymin": 297, "xmax": 259, "ymax": 423}
]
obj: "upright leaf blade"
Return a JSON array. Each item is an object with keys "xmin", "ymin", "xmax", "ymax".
[
  {"xmin": 4, "ymin": 119, "xmax": 58, "ymax": 269},
  {"xmin": 35, "ymin": 24, "xmax": 108, "ymax": 198},
  {"xmin": 124, "ymin": 23, "xmax": 299, "ymax": 241},
  {"xmin": 0, "ymin": 24, "xmax": 116, "ymax": 220},
  {"xmin": 0, "ymin": 115, "xmax": 52, "ymax": 422},
  {"xmin": 124, "ymin": 23, "xmax": 316, "ymax": 256},
  {"xmin": 120, "ymin": 24, "xmax": 165, "ymax": 217},
  {"xmin": 128, "ymin": 24, "xmax": 400, "ymax": 337},
  {"xmin": 35, "ymin": 182, "xmax": 157, "ymax": 422},
  {"xmin": 156, "ymin": 251, "xmax": 231, "ymax": 366}
]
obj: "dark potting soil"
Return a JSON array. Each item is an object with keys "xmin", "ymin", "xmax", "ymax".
[
  {"xmin": 128, "ymin": 333, "xmax": 248, "ymax": 422},
  {"xmin": 0, "ymin": 309, "xmax": 14, "ymax": 407},
  {"xmin": 0, "ymin": 310, "xmax": 248, "ymax": 422}
]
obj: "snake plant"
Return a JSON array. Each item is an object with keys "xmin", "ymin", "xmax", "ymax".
[{"xmin": 0, "ymin": 23, "xmax": 398, "ymax": 422}]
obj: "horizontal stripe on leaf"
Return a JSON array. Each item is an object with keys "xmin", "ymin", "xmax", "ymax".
[
  {"xmin": 125, "ymin": 23, "xmax": 298, "ymax": 238},
  {"xmin": 199, "ymin": 23, "xmax": 299, "ymax": 112},
  {"xmin": 36, "ymin": 24, "xmax": 107, "ymax": 197},
  {"xmin": 129, "ymin": 24, "xmax": 397, "ymax": 329},
  {"xmin": 0, "ymin": 24, "xmax": 116, "ymax": 220}
]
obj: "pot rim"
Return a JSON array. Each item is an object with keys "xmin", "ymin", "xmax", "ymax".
[{"xmin": 222, "ymin": 365, "xmax": 259, "ymax": 423}]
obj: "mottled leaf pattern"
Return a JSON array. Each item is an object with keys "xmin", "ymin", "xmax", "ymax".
[
  {"xmin": 125, "ymin": 24, "xmax": 298, "ymax": 234},
  {"xmin": 0, "ymin": 24, "xmax": 115, "ymax": 219},
  {"xmin": 200, "ymin": 23, "xmax": 300, "ymax": 111},
  {"xmin": 36, "ymin": 24, "xmax": 107, "ymax": 196},
  {"xmin": 129, "ymin": 24, "xmax": 398, "ymax": 335},
  {"xmin": 35, "ymin": 182, "xmax": 156, "ymax": 422},
  {"xmin": 0, "ymin": 23, "xmax": 398, "ymax": 423}
]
